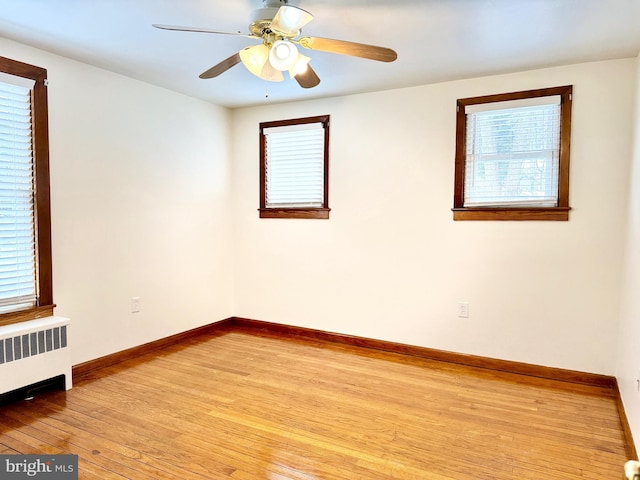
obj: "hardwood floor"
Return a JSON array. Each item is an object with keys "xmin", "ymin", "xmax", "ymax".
[{"xmin": 0, "ymin": 328, "xmax": 630, "ymax": 479}]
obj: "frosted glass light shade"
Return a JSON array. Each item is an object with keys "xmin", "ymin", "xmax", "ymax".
[
  {"xmin": 239, "ymin": 44, "xmax": 269, "ymax": 77},
  {"xmin": 270, "ymin": 5, "xmax": 313, "ymax": 35},
  {"xmin": 280, "ymin": 6, "xmax": 313, "ymax": 31},
  {"xmin": 259, "ymin": 61, "xmax": 284, "ymax": 82},
  {"xmin": 269, "ymin": 40, "xmax": 299, "ymax": 71},
  {"xmin": 288, "ymin": 54, "xmax": 310, "ymax": 79}
]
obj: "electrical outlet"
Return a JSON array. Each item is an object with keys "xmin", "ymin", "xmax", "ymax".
[
  {"xmin": 458, "ymin": 302, "xmax": 469, "ymax": 318},
  {"xmin": 131, "ymin": 297, "xmax": 141, "ymax": 313}
]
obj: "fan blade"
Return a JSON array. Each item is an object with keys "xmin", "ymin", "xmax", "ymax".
[
  {"xmin": 294, "ymin": 64, "xmax": 320, "ymax": 89},
  {"xmin": 199, "ymin": 53, "xmax": 242, "ymax": 79},
  {"xmin": 153, "ymin": 24, "xmax": 256, "ymax": 38},
  {"xmin": 297, "ymin": 36, "xmax": 397, "ymax": 62},
  {"xmin": 270, "ymin": 5, "xmax": 313, "ymax": 36}
]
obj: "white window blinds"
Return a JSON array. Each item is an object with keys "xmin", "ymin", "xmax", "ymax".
[
  {"xmin": 263, "ymin": 122, "xmax": 325, "ymax": 208},
  {"xmin": 0, "ymin": 72, "xmax": 37, "ymax": 313},
  {"xmin": 464, "ymin": 96, "xmax": 561, "ymax": 207}
]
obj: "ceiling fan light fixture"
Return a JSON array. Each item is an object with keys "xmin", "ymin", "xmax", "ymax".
[
  {"xmin": 269, "ymin": 39, "xmax": 299, "ymax": 71},
  {"xmin": 154, "ymin": 1, "xmax": 397, "ymax": 90},
  {"xmin": 270, "ymin": 5, "xmax": 314, "ymax": 35},
  {"xmin": 288, "ymin": 54, "xmax": 311, "ymax": 79},
  {"xmin": 282, "ymin": 7, "xmax": 313, "ymax": 30},
  {"xmin": 259, "ymin": 60, "xmax": 285, "ymax": 82},
  {"xmin": 239, "ymin": 44, "xmax": 269, "ymax": 77}
]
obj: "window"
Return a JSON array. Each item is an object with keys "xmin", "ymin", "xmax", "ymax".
[
  {"xmin": 453, "ymin": 86, "xmax": 572, "ymax": 221},
  {"xmin": 259, "ymin": 115, "xmax": 330, "ymax": 219},
  {"xmin": 0, "ymin": 56, "xmax": 53, "ymax": 326}
]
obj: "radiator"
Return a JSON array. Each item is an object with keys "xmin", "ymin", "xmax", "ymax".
[{"xmin": 0, "ymin": 316, "xmax": 72, "ymax": 395}]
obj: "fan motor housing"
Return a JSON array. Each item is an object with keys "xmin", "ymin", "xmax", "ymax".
[{"xmin": 249, "ymin": 0, "xmax": 291, "ymax": 35}]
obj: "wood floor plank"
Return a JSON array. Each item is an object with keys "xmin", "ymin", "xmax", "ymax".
[{"xmin": 0, "ymin": 330, "xmax": 630, "ymax": 479}]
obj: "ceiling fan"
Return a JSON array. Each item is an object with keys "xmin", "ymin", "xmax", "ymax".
[{"xmin": 153, "ymin": 0, "xmax": 398, "ymax": 89}]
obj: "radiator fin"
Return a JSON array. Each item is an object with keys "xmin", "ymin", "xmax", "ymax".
[
  {"xmin": 0, "ymin": 325, "xmax": 67, "ymax": 364},
  {"xmin": 0, "ymin": 316, "xmax": 72, "ymax": 394}
]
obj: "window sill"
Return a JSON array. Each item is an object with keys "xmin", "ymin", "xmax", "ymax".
[
  {"xmin": 452, "ymin": 207, "xmax": 570, "ymax": 221},
  {"xmin": 259, "ymin": 208, "xmax": 330, "ymax": 219},
  {"xmin": 0, "ymin": 304, "xmax": 55, "ymax": 328}
]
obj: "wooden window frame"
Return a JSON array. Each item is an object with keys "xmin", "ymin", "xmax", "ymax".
[
  {"xmin": 453, "ymin": 85, "xmax": 573, "ymax": 221},
  {"xmin": 259, "ymin": 115, "xmax": 330, "ymax": 219},
  {"xmin": 0, "ymin": 56, "xmax": 54, "ymax": 327}
]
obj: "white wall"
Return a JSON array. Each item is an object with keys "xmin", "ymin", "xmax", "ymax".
[
  {"xmin": 231, "ymin": 59, "xmax": 636, "ymax": 375},
  {"xmin": 0, "ymin": 38, "xmax": 234, "ymax": 364},
  {"xmin": 617, "ymin": 53, "xmax": 640, "ymax": 451}
]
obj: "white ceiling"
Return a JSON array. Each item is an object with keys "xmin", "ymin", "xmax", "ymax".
[{"xmin": 0, "ymin": 0, "xmax": 639, "ymax": 109}]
